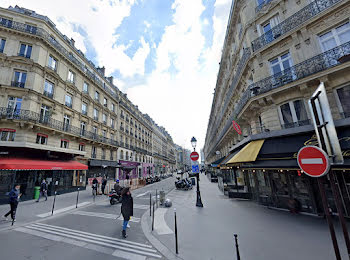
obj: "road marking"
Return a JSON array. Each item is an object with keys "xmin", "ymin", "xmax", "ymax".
[
  {"xmin": 37, "ymin": 202, "xmax": 91, "ymax": 218},
  {"xmin": 136, "ymin": 191, "xmax": 149, "ymax": 198},
  {"xmin": 134, "ymin": 204, "xmax": 149, "ymax": 210},
  {"xmin": 154, "ymin": 208, "xmax": 173, "ymax": 235},
  {"xmin": 301, "ymin": 158, "xmax": 323, "ymax": 164},
  {"xmin": 15, "ymin": 223, "xmax": 161, "ymax": 259},
  {"xmin": 71, "ymin": 211, "xmax": 141, "ymax": 223}
]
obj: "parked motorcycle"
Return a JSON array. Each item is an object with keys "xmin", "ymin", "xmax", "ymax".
[
  {"xmin": 109, "ymin": 189, "xmax": 122, "ymax": 205},
  {"xmin": 175, "ymin": 177, "xmax": 192, "ymax": 190}
]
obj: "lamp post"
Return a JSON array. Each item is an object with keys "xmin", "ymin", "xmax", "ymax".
[{"xmin": 191, "ymin": 137, "xmax": 203, "ymax": 207}]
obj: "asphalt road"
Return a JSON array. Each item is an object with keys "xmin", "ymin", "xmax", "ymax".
[{"xmin": 0, "ymin": 176, "xmax": 176, "ymax": 260}]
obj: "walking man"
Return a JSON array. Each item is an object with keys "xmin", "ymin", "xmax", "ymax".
[
  {"xmin": 3, "ymin": 184, "xmax": 21, "ymax": 222},
  {"xmin": 36, "ymin": 179, "xmax": 48, "ymax": 202},
  {"xmin": 101, "ymin": 177, "xmax": 107, "ymax": 195},
  {"xmin": 121, "ymin": 187, "xmax": 133, "ymax": 238}
]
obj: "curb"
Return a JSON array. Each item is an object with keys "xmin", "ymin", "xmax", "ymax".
[{"xmin": 141, "ymin": 187, "xmax": 183, "ymax": 260}]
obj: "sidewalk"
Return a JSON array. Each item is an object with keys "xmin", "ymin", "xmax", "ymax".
[
  {"xmin": 144, "ymin": 174, "xmax": 350, "ymax": 260},
  {"xmin": 0, "ymin": 186, "xmax": 108, "ymax": 231}
]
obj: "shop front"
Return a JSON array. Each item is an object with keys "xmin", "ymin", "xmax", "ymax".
[
  {"xmin": 142, "ymin": 163, "xmax": 154, "ymax": 178},
  {"xmin": 0, "ymin": 157, "xmax": 88, "ymax": 204},
  {"xmin": 223, "ymin": 126, "xmax": 350, "ymax": 216},
  {"xmin": 88, "ymin": 159, "xmax": 120, "ymax": 180},
  {"xmin": 118, "ymin": 160, "xmax": 140, "ymax": 181}
]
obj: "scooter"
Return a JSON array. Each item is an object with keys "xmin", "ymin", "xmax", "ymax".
[
  {"xmin": 175, "ymin": 177, "xmax": 192, "ymax": 190},
  {"xmin": 109, "ymin": 189, "xmax": 122, "ymax": 205}
]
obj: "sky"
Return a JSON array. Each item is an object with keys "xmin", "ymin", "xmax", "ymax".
[{"xmin": 1, "ymin": 0, "xmax": 232, "ymax": 151}]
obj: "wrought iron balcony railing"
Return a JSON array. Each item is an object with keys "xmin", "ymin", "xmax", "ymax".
[
  {"xmin": 210, "ymin": 41, "xmax": 350, "ymax": 156},
  {"xmin": 256, "ymin": 0, "xmax": 273, "ymax": 12},
  {"xmin": 341, "ymin": 112, "xmax": 350, "ymax": 119},
  {"xmin": 281, "ymin": 119, "xmax": 311, "ymax": 129},
  {"xmin": 11, "ymin": 81, "xmax": 25, "ymax": 88},
  {"xmin": 0, "ymin": 107, "xmax": 120, "ymax": 148},
  {"xmin": 252, "ymin": 0, "xmax": 343, "ymax": 52}
]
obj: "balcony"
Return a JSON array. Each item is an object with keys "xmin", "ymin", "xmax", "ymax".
[
  {"xmin": 120, "ymin": 126, "xmax": 124, "ymax": 131},
  {"xmin": 340, "ymin": 112, "xmax": 350, "ymax": 119},
  {"xmin": 255, "ymin": 0, "xmax": 272, "ymax": 13},
  {"xmin": 93, "ymin": 116, "xmax": 99, "ymax": 121},
  {"xmin": 43, "ymin": 91, "xmax": 54, "ymax": 99},
  {"xmin": 121, "ymin": 114, "xmax": 125, "ymax": 120},
  {"xmin": 281, "ymin": 120, "xmax": 311, "ymax": 129},
  {"xmin": 66, "ymin": 79, "xmax": 75, "ymax": 86},
  {"xmin": 252, "ymin": 0, "xmax": 343, "ymax": 52},
  {"xmin": 82, "ymin": 90, "xmax": 89, "ymax": 95},
  {"xmin": 11, "ymin": 81, "xmax": 25, "ymax": 88},
  {"xmin": 101, "ymin": 155, "xmax": 106, "ymax": 160}
]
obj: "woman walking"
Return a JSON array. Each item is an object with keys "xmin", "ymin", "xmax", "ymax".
[{"xmin": 121, "ymin": 187, "xmax": 133, "ymax": 238}]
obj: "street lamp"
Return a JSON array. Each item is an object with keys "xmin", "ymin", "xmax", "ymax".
[{"xmin": 191, "ymin": 136, "xmax": 203, "ymax": 208}]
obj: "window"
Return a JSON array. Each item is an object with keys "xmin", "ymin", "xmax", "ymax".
[
  {"xmin": 279, "ymin": 100, "xmax": 309, "ymax": 128},
  {"xmin": 94, "ymin": 108, "xmax": 99, "ymax": 121},
  {"xmin": 67, "ymin": 70, "xmax": 75, "ymax": 83},
  {"xmin": 319, "ymin": 22, "xmax": 350, "ymax": 52},
  {"xmin": 0, "ymin": 129, "xmax": 16, "ymax": 141},
  {"xmin": 111, "ymin": 133, "xmax": 114, "ymax": 141},
  {"xmin": 336, "ymin": 85, "xmax": 350, "ymax": 118},
  {"xmin": 0, "ymin": 39, "xmax": 5, "ymax": 53},
  {"xmin": 120, "ymin": 150, "xmax": 124, "ymax": 160},
  {"xmin": 92, "ymin": 126, "xmax": 98, "ymax": 138},
  {"xmin": 40, "ymin": 105, "xmax": 51, "ymax": 123},
  {"xmin": 101, "ymin": 148, "xmax": 106, "ymax": 160},
  {"xmin": 260, "ymin": 15, "xmax": 280, "ymax": 43},
  {"xmin": 111, "ymin": 103, "xmax": 115, "ymax": 112},
  {"xmin": 48, "ymin": 55, "xmax": 57, "ymax": 70},
  {"xmin": 44, "ymin": 80, "xmax": 54, "ymax": 98},
  {"xmin": 103, "ymin": 113, "xmax": 107, "ymax": 124},
  {"xmin": 82, "ymin": 102, "xmax": 87, "ymax": 115},
  {"xmin": 111, "ymin": 118, "xmax": 115, "ymax": 129},
  {"xmin": 25, "ymin": 24, "xmax": 37, "ymax": 34},
  {"xmin": 7, "ymin": 97, "xmax": 22, "ymax": 117},
  {"xmin": 126, "ymin": 151, "xmax": 129, "ymax": 160},
  {"xmin": 92, "ymin": 146, "xmax": 97, "ymax": 158},
  {"xmin": 83, "ymin": 82, "xmax": 89, "ymax": 93},
  {"xmin": 110, "ymin": 150, "xmax": 114, "ymax": 161},
  {"xmin": 269, "ymin": 52, "xmax": 293, "ymax": 79},
  {"xmin": 12, "ymin": 71, "xmax": 27, "ymax": 88},
  {"xmin": 19, "ymin": 43, "xmax": 32, "ymax": 58},
  {"xmin": 65, "ymin": 94, "xmax": 72, "ymax": 108},
  {"xmin": 104, "ymin": 98, "xmax": 108, "ymax": 107},
  {"xmin": 95, "ymin": 91, "xmax": 99, "ymax": 101},
  {"xmin": 61, "ymin": 139, "xmax": 69, "ymax": 148},
  {"xmin": 79, "ymin": 143, "xmax": 85, "ymax": 151},
  {"xmin": 80, "ymin": 121, "xmax": 86, "ymax": 136},
  {"xmin": 102, "ymin": 130, "xmax": 106, "ymax": 138},
  {"xmin": 63, "ymin": 114, "xmax": 71, "ymax": 131},
  {"xmin": 36, "ymin": 133, "xmax": 48, "ymax": 145}
]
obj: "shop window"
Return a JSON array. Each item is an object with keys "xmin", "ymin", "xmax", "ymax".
[
  {"xmin": 0, "ymin": 128, "xmax": 16, "ymax": 141},
  {"xmin": 36, "ymin": 133, "xmax": 48, "ymax": 145},
  {"xmin": 319, "ymin": 22, "xmax": 350, "ymax": 52},
  {"xmin": 60, "ymin": 139, "xmax": 69, "ymax": 149},
  {"xmin": 79, "ymin": 143, "xmax": 85, "ymax": 151},
  {"xmin": 335, "ymin": 85, "xmax": 350, "ymax": 118},
  {"xmin": 278, "ymin": 99, "xmax": 309, "ymax": 128}
]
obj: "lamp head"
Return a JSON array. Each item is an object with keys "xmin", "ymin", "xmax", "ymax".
[{"xmin": 191, "ymin": 137, "xmax": 197, "ymax": 149}]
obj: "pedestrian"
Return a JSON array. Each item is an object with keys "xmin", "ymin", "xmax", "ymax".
[
  {"xmin": 3, "ymin": 184, "xmax": 21, "ymax": 222},
  {"xmin": 121, "ymin": 187, "xmax": 133, "ymax": 238},
  {"xmin": 114, "ymin": 179, "xmax": 122, "ymax": 195},
  {"xmin": 36, "ymin": 179, "xmax": 48, "ymax": 202},
  {"xmin": 101, "ymin": 177, "xmax": 107, "ymax": 195}
]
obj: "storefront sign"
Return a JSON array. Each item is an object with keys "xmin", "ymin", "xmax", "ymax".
[
  {"xmin": 297, "ymin": 146, "xmax": 330, "ymax": 177},
  {"xmin": 232, "ymin": 120, "xmax": 242, "ymax": 135}
]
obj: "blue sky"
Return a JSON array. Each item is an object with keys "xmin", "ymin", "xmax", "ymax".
[{"xmin": 1, "ymin": 0, "xmax": 232, "ymax": 149}]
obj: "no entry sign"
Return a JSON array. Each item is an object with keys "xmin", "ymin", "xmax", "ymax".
[
  {"xmin": 190, "ymin": 152, "xmax": 199, "ymax": 161},
  {"xmin": 232, "ymin": 120, "xmax": 242, "ymax": 135},
  {"xmin": 297, "ymin": 146, "xmax": 330, "ymax": 177}
]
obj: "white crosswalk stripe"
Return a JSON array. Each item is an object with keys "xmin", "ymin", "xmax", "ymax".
[
  {"xmin": 37, "ymin": 202, "xmax": 91, "ymax": 218},
  {"xmin": 71, "ymin": 211, "xmax": 141, "ymax": 223},
  {"xmin": 15, "ymin": 223, "xmax": 161, "ymax": 259}
]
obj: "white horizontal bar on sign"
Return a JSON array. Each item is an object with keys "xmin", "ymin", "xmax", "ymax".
[{"xmin": 301, "ymin": 158, "xmax": 323, "ymax": 164}]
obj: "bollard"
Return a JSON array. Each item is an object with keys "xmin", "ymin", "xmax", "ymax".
[
  {"xmin": 156, "ymin": 189, "xmax": 158, "ymax": 208},
  {"xmin": 174, "ymin": 208, "xmax": 178, "ymax": 254},
  {"xmin": 76, "ymin": 188, "xmax": 80, "ymax": 208},
  {"xmin": 234, "ymin": 234, "xmax": 240, "ymax": 260},
  {"xmin": 150, "ymin": 193, "xmax": 152, "ymax": 217},
  {"xmin": 152, "ymin": 201, "xmax": 155, "ymax": 231},
  {"xmin": 51, "ymin": 191, "xmax": 57, "ymax": 216}
]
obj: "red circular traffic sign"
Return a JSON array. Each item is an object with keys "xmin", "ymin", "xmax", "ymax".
[
  {"xmin": 297, "ymin": 146, "xmax": 330, "ymax": 177},
  {"xmin": 190, "ymin": 152, "xmax": 199, "ymax": 161},
  {"xmin": 232, "ymin": 120, "xmax": 242, "ymax": 135}
]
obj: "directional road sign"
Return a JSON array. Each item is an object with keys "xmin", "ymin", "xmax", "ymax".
[{"xmin": 192, "ymin": 165, "xmax": 199, "ymax": 173}]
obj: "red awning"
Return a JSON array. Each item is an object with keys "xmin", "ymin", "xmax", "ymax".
[{"xmin": 0, "ymin": 158, "xmax": 88, "ymax": 170}]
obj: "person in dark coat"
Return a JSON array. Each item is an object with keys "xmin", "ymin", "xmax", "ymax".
[
  {"xmin": 101, "ymin": 177, "xmax": 107, "ymax": 195},
  {"xmin": 121, "ymin": 187, "xmax": 133, "ymax": 238},
  {"xmin": 3, "ymin": 184, "xmax": 21, "ymax": 222},
  {"xmin": 36, "ymin": 179, "xmax": 48, "ymax": 202}
]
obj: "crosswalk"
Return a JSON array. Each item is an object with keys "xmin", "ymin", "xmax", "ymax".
[
  {"xmin": 71, "ymin": 211, "xmax": 141, "ymax": 223},
  {"xmin": 15, "ymin": 223, "xmax": 162, "ymax": 259}
]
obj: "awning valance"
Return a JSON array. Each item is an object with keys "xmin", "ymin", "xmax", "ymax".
[
  {"xmin": 219, "ymin": 150, "xmax": 240, "ymax": 168},
  {"xmin": 0, "ymin": 158, "xmax": 88, "ymax": 170},
  {"xmin": 227, "ymin": 140, "xmax": 265, "ymax": 165},
  {"xmin": 210, "ymin": 156, "xmax": 225, "ymax": 167}
]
